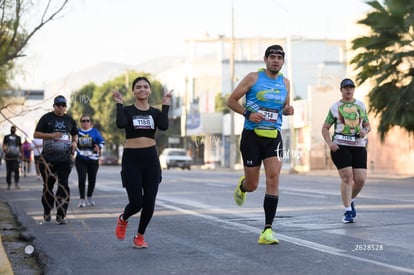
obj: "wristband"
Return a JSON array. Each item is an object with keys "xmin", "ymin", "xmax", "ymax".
[{"xmin": 243, "ymin": 109, "xmax": 251, "ymax": 119}]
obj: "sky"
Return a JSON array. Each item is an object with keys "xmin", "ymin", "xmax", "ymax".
[{"xmin": 14, "ymin": 0, "xmax": 371, "ymax": 89}]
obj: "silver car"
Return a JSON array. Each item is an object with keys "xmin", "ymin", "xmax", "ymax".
[{"xmin": 159, "ymin": 148, "xmax": 192, "ymax": 170}]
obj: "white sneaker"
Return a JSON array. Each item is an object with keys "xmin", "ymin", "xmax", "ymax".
[
  {"xmin": 87, "ymin": 197, "xmax": 95, "ymax": 206},
  {"xmin": 78, "ymin": 199, "xmax": 86, "ymax": 208}
]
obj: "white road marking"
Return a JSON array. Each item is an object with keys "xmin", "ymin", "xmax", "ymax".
[{"xmin": 156, "ymin": 199, "xmax": 414, "ymax": 274}]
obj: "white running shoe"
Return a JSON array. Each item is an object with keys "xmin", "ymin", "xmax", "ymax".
[
  {"xmin": 87, "ymin": 197, "xmax": 95, "ymax": 206},
  {"xmin": 78, "ymin": 199, "xmax": 86, "ymax": 208}
]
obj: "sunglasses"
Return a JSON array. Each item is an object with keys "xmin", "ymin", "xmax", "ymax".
[
  {"xmin": 55, "ymin": 103, "xmax": 67, "ymax": 107},
  {"xmin": 81, "ymin": 119, "xmax": 90, "ymax": 123}
]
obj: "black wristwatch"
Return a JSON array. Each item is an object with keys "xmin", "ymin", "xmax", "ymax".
[{"xmin": 243, "ymin": 109, "xmax": 251, "ymax": 119}]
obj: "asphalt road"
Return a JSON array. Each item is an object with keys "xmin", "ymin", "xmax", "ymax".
[{"xmin": 1, "ymin": 166, "xmax": 413, "ymax": 275}]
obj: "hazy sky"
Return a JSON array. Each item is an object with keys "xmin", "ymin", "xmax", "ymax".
[{"xmin": 15, "ymin": 0, "xmax": 371, "ymax": 88}]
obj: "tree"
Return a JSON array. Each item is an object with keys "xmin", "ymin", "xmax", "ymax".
[
  {"xmin": 67, "ymin": 82, "xmax": 98, "ymax": 125},
  {"xmin": 68, "ymin": 83, "xmax": 96, "ymax": 115},
  {"xmin": 0, "ymin": 0, "xmax": 69, "ymax": 91},
  {"xmin": 215, "ymin": 93, "xmax": 230, "ymax": 114},
  {"xmin": 350, "ymin": 0, "xmax": 414, "ymax": 141}
]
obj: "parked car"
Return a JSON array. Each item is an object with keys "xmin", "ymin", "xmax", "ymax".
[{"xmin": 159, "ymin": 148, "xmax": 192, "ymax": 170}]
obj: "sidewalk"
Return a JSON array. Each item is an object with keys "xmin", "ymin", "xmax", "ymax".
[
  {"xmin": 0, "ymin": 207, "xmax": 14, "ymax": 275},
  {"xmin": 0, "ymin": 174, "xmax": 42, "ymax": 275}
]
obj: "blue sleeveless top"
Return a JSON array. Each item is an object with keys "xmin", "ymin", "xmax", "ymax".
[{"xmin": 244, "ymin": 69, "xmax": 288, "ymax": 131}]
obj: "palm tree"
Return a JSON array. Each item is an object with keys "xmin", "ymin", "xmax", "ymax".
[{"xmin": 350, "ymin": 0, "xmax": 414, "ymax": 141}]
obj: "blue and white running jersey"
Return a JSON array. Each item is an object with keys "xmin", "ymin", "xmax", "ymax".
[{"xmin": 244, "ymin": 69, "xmax": 288, "ymax": 131}]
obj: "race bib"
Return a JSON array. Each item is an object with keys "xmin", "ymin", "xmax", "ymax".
[
  {"xmin": 133, "ymin": 115, "xmax": 154, "ymax": 129},
  {"xmin": 56, "ymin": 134, "xmax": 70, "ymax": 141},
  {"xmin": 79, "ymin": 150, "xmax": 93, "ymax": 156},
  {"xmin": 52, "ymin": 132, "xmax": 71, "ymax": 152},
  {"xmin": 335, "ymin": 134, "xmax": 356, "ymax": 143},
  {"xmin": 258, "ymin": 107, "xmax": 278, "ymax": 123}
]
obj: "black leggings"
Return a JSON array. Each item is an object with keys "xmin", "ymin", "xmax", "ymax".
[
  {"xmin": 75, "ymin": 158, "xmax": 99, "ymax": 199},
  {"xmin": 5, "ymin": 159, "xmax": 19, "ymax": 185},
  {"xmin": 121, "ymin": 146, "xmax": 161, "ymax": 235}
]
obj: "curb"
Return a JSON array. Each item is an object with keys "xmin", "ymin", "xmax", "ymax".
[{"xmin": 0, "ymin": 234, "xmax": 14, "ymax": 275}]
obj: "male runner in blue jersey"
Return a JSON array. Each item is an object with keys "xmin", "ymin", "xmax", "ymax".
[{"xmin": 227, "ymin": 45, "xmax": 294, "ymax": 244}]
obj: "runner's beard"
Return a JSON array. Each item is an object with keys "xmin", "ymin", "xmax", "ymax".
[{"xmin": 268, "ymin": 68, "xmax": 280, "ymax": 74}]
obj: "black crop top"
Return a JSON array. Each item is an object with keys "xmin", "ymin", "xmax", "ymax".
[{"xmin": 116, "ymin": 103, "xmax": 169, "ymax": 139}]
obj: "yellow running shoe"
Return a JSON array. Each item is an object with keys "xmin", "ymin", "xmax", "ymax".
[
  {"xmin": 234, "ymin": 176, "xmax": 246, "ymax": 206},
  {"xmin": 258, "ymin": 228, "xmax": 279, "ymax": 245}
]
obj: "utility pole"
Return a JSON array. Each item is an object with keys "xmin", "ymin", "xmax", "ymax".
[
  {"xmin": 273, "ymin": 0, "xmax": 296, "ymax": 172},
  {"xmin": 183, "ymin": 76, "xmax": 188, "ymax": 150},
  {"xmin": 283, "ymin": 7, "xmax": 296, "ymax": 173},
  {"xmin": 229, "ymin": 0, "xmax": 236, "ymax": 169}
]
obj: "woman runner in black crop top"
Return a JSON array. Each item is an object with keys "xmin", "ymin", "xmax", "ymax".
[{"xmin": 113, "ymin": 76, "xmax": 173, "ymax": 248}]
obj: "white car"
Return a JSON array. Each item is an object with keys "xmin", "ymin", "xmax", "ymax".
[{"xmin": 159, "ymin": 148, "xmax": 192, "ymax": 170}]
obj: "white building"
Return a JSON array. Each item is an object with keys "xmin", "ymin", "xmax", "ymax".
[
  {"xmin": 7, "ymin": 35, "xmax": 411, "ymax": 174},
  {"xmin": 155, "ymin": 36, "xmax": 347, "ymax": 170}
]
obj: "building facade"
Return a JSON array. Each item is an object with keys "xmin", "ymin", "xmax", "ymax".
[
  {"xmin": 154, "ymin": 36, "xmax": 350, "ymax": 170},
  {"xmin": 6, "ymin": 36, "xmax": 412, "ymax": 175}
]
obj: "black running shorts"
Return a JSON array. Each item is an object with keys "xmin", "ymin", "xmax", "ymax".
[
  {"xmin": 240, "ymin": 129, "xmax": 283, "ymax": 167},
  {"xmin": 330, "ymin": 145, "xmax": 367, "ymax": 170}
]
